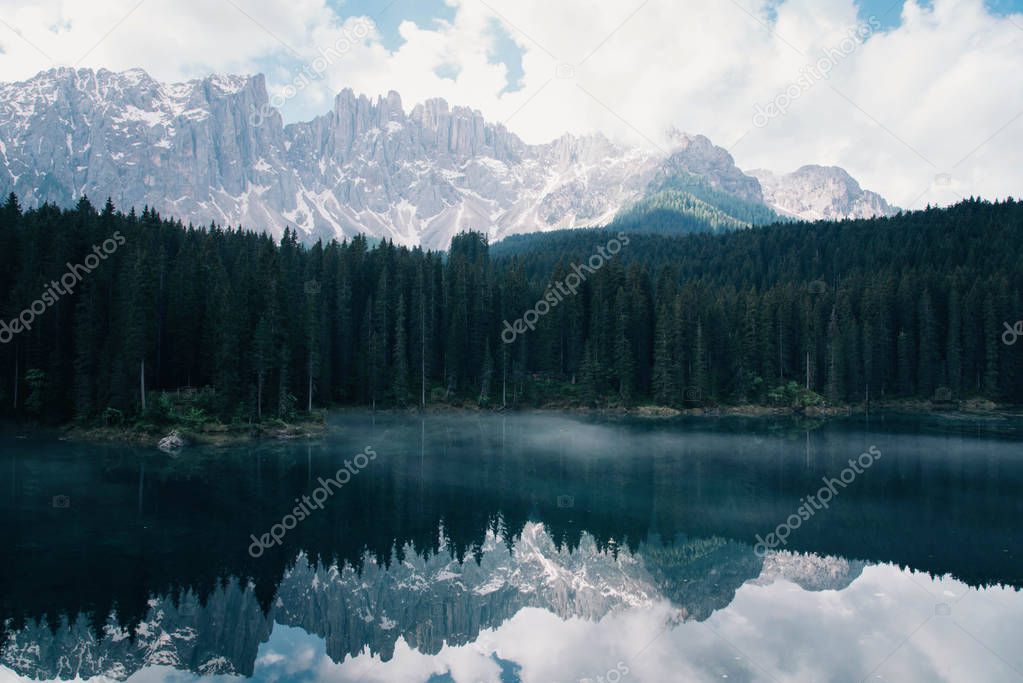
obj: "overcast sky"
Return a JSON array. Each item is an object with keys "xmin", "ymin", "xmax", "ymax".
[{"xmin": 1, "ymin": 0, "xmax": 1022, "ymax": 209}]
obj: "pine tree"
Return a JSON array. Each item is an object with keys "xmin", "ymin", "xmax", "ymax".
[
  {"xmin": 692, "ymin": 318, "xmax": 708, "ymax": 404},
  {"xmin": 946, "ymin": 286, "xmax": 962, "ymax": 396},
  {"xmin": 917, "ymin": 290, "xmax": 939, "ymax": 397},
  {"xmin": 392, "ymin": 293, "xmax": 410, "ymax": 406},
  {"xmin": 122, "ymin": 249, "xmax": 154, "ymax": 412},
  {"xmin": 361, "ymin": 297, "xmax": 379, "ymax": 407},
  {"xmin": 652, "ymin": 302, "xmax": 676, "ymax": 405},
  {"xmin": 897, "ymin": 330, "xmax": 914, "ymax": 396},
  {"xmin": 983, "ymin": 297, "xmax": 1001, "ymax": 396},
  {"xmin": 478, "ymin": 341, "xmax": 494, "ymax": 404},
  {"xmin": 253, "ymin": 314, "xmax": 274, "ymax": 420},
  {"xmin": 739, "ymin": 293, "xmax": 760, "ymax": 401},
  {"xmin": 1, "ymin": 193, "xmax": 1021, "ymax": 420},
  {"xmin": 579, "ymin": 338, "xmax": 602, "ymax": 405},
  {"xmin": 826, "ymin": 307, "xmax": 843, "ymax": 402},
  {"xmin": 305, "ymin": 278, "xmax": 321, "ymax": 412},
  {"xmin": 613, "ymin": 287, "xmax": 634, "ymax": 402}
]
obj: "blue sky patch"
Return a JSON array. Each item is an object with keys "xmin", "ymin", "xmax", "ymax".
[
  {"xmin": 856, "ymin": 0, "xmax": 1023, "ymax": 29},
  {"xmin": 487, "ymin": 18, "xmax": 526, "ymax": 94},
  {"xmin": 434, "ymin": 62, "xmax": 462, "ymax": 81},
  {"xmin": 330, "ymin": 0, "xmax": 457, "ymax": 51}
]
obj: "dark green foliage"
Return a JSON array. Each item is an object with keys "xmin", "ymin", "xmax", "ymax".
[
  {"xmin": 625, "ymin": 168, "xmax": 783, "ymax": 228},
  {"xmin": 0, "ymin": 196, "xmax": 1020, "ymax": 423},
  {"xmin": 611, "ymin": 190, "xmax": 750, "ymax": 235}
]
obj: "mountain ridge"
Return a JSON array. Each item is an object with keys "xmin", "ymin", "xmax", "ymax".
[
  {"xmin": 0, "ymin": 67, "xmax": 897, "ymax": 249},
  {"xmin": 749, "ymin": 164, "xmax": 898, "ymax": 221},
  {"xmin": 0, "ymin": 524, "xmax": 863, "ymax": 680}
]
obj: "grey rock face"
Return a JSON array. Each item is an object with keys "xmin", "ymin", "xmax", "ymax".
[
  {"xmin": 750, "ymin": 550, "xmax": 867, "ymax": 592},
  {"xmin": 655, "ymin": 131, "xmax": 765, "ymax": 203},
  {"xmin": 1, "ymin": 579, "xmax": 271, "ymax": 680},
  {"xmin": 0, "ymin": 524, "xmax": 672, "ymax": 678},
  {"xmin": 0, "ymin": 67, "xmax": 298, "ymax": 236},
  {"xmin": 0, "ymin": 521, "xmax": 866, "ymax": 680},
  {"xmin": 0, "ymin": 68, "xmax": 896, "ymax": 249},
  {"xmin": 749, "ymin": 165, "xmax": 898, "ymax": 221}
]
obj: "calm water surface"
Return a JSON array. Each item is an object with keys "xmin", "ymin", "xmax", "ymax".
[{"xmin": 1, "ymin": 412, "xmax": 1022, "ymax": 682}]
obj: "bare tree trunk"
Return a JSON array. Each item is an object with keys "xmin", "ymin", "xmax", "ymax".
[
  {"xmin": 257, "ymin": 372, "xmax": 264, "ymax": 420},
  {"xmin": 779, "ymin": 325, "xmax": 784, "ymax": 382},
  {"xmin": 278, "ymin": 358, "xmax": 288, "ymax": 418},
  {"xmin": 420, "ymin": 295, "xmax": 426, "ymax": 409},
  {"xmin": 479, "ymin": 370, "xmax": 490, "ymax": 402},
  {"xmin": 157, "ymin": 265, "xmax": 164, "ymax": 386}
]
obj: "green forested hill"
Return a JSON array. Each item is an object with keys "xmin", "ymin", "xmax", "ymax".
[
  {"xmin": 604, "ymin": 174, "xmax": 785, "ymax": 237},
  {"xmin": 610, "ymin": 190, "xmax": 751, "ymax": 235},
  {"xmin": 0, "ymin": 193, "xmax": 1020, "ymax": 425}
]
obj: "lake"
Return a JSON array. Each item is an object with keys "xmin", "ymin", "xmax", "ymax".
[{"xmin": 1, "ymin": 412, "xmax": 1022, "ymax": 682}]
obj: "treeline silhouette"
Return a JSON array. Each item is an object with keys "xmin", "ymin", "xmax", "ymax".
[
  {"xmin": 0, "ymin": 193, "xmax": 1020, "ymax": 424},
  {"xmin": 2, "ymin": 414, "xmax": 1021, "ymax": 644}
]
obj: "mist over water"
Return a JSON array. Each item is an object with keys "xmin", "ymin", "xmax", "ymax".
[{"xmin": 1, "ymin": 412, "xmax": 1021, "ymax": 682}]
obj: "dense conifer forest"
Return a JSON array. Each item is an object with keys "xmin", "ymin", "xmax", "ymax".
[{"xmin": 0, "ymin": 192, "xmax": 1020, "ymax": 425}]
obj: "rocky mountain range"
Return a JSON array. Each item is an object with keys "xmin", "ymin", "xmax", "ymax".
[
  {"xmin": 749, "ymin": 165, "xmax": 897, "ymax": 221},
  {"xmin": 0, "ymin": 68, "xmax": 897, "ymax": 250},
  {"xmin": 0, "ymin": 524, "xmax": 865, "ymax": 680}
]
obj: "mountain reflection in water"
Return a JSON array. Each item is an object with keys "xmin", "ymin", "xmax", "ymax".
[{"xmin": 1, "ymin": 412, "xmax": 1021, "ymax": 682}]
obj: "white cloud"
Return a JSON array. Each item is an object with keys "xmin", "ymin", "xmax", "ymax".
[
  {"xmin": 229, "ymin": 564, "xmax": 1023, "ymax": 682},
  {"xmin": 0, "ymin": 0, "xmax": 1020, "ymax": 208}
]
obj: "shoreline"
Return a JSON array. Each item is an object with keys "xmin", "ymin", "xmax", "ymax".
[
  {"xmin": 334, "ymin": 397, "xmax": 1020, "ymax": 422},
  {"xmin": 12, "ymin": 398, "xmax": 1020, "ymax": 449},
  {"xmin": 61, "ymin": 416, "xmax": 328, "ymax": 449}
]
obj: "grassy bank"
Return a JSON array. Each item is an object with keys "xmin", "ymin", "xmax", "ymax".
[
  {"xmin": 62, "ymin": 389, "xmax": 327, "ymax": 448},
  {"xmin": 51, "ymin": 380, "xmax": 1019, "ymax": 449},
  {"xmin": 64, "ymin": 414, "xmax": 327, "ymax": 448}
]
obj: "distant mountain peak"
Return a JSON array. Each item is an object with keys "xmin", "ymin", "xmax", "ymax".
[
  {"xmin": 0, "ymin": 67, "xmax": 897, "ymax": 247},
  {"xmin": 748, "ymin": 164, "xmax": 897, "ymax": 221}
]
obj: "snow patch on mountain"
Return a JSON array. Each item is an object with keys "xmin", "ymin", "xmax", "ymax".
[
  {"xmin": 1, "ymin": 521, "xmax": 873, "ymax": 681},
  {"xmin": 0, "ymin": 68, "xmax": 897, "ymax": 249},
  {"xmin": 749, "ymin": 165, "xmax": 898, "ymax": 221}
]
